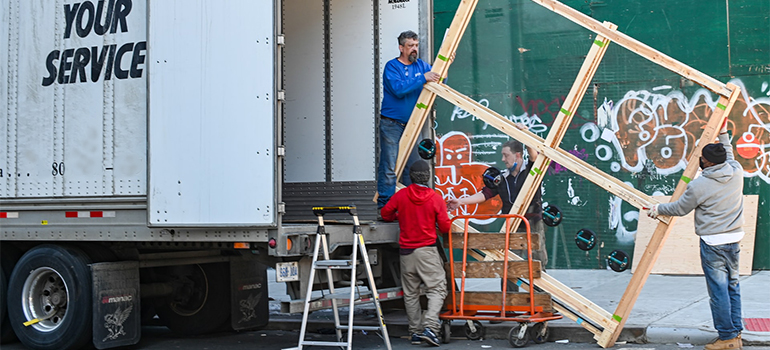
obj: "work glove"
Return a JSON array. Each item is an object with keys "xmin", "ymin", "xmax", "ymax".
[
  {"xmin": 720, "ymin": 118, "xmax": 728, "ymax": 134},
  {"xmin": 646, "ymin": 204, "xmax": 660, "ymax": 219}
]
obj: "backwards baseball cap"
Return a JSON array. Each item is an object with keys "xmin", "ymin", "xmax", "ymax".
[
  {"xmin": 702, "ymin": 143, "xmax": 726, "ymax": 164},
  {"xmin": 409, "ymin": 160, "xmax": 431, "ymax": 185}
]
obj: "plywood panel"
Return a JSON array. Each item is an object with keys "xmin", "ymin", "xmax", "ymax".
[
  {"xmin": 446, "ymin": 261, "xmax": 541, "ymax": 279},
  {"xmin": 444, "ymin": 232, "xmax": 540, "ymax": 250},
  {"xmin": 446, "ymin": 291, "xmax": 553, "ymax": 311},
  {"xmin": 632, "ymin": 195, "xmax": 758, "ymax": 275}
]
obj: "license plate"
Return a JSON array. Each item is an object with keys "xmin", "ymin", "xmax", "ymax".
[{"xmin": 275, "ymin": 262, "xmax": 299, "ymax": 282}]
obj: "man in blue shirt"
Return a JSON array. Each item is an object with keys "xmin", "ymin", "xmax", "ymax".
[{"xmin": 378, "ymin": 30, "xmax": 440, "ymax": 209}]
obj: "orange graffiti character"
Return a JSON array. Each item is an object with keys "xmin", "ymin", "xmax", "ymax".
[{"xmin": 435, "ymin": 131, "xmax": 502, "ymax": 216}]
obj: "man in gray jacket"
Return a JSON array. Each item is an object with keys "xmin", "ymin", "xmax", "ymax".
[{"xmin": 647, "ymin": 121, "xmax": 744, "ymax": 350}]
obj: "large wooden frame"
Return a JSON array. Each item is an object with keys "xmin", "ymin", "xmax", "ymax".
[{"xmin": 393, "ymin": 0, "xmax": 742, "ymax": 347}]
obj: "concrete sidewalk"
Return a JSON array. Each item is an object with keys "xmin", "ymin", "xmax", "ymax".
[{"xmin": 267, "ymin": 269, "xmax": 770, "ymax": 345}]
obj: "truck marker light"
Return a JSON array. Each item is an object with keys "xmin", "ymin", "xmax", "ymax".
[
  {"xmin": 286, "ymin": 238, "xmax": 292, "ymax": 251},
  {"xmin": 233, "ymin": 242, "xmax": 250, "ymax": 249},
  {"xmin": 268, "ymin": 238, "xmax": 277, "ymax": 249}
]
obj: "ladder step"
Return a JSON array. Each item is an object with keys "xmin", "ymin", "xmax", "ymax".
[
  {"xmin": 322, "ymin": 292, "xmax": 360, "ymax": 300},
  {"xmin": 345, "ymin": 325, "xmax": 382, "ymax": 331},
  {"xmin": 300, "ymin": 340, "xmax": 349, "ymax": 347},
  {"xmin": 314, "ymin": 260, "xmax": 353, "ymax": 269}
]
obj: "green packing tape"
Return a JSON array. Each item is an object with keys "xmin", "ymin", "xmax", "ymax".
[
  {"xmin": 529, "ymin": 170, "xmax": 536, "ymax": 176},
  {"xmin": 533, "ymin": 167, "xmax": 542, "ymax": 175},
  {"xmin": 612, "ymin": 314, "xmax": 622, "ymax": 322},
  {"xmin": 560, "ymin": 108, "xmax": 572, "ymax": 116},
  {"xmin": 594, "ymin": 39, "xmax": 606, "ymax": 47},
  {"xmin": 681, "ymin": 176, "xmax": 691, "ymax": 184},
  {"xmin": 440, "ymin": 77, "xmax": 445, "ymax": 83},
  {"xmin": 437, "ymin": 54, "xmax": 448, "ymax": 61},
  {"xmin": 416, "ymin": 103, "xmax": 427, "ymax": 109},
  {"xmin": 716, "ymin": 103, "xmax": 726, "ymax": 110}
]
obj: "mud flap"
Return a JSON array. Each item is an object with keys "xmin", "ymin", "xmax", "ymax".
[
  {"xmin": 230, "ymin": 258, "xmax": 269, "ymax": 330},
  {"xmin": 91, "ymin": 261, "xmax": 140, "ymax": 349}
]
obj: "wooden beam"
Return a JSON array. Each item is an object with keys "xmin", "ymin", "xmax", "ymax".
[
  {"xmin": 552, "ymin": 302, "xmax": 603, "ymax": 336},
  {"xmin": 501, "ymin": 22, "xmax": 616, "ymax": 235},
  {"xmin": 597, "ymin": 82, "xmax": 742, "ymax": 348},
  {"xmin": 444, "ymin": 232, "xmax": 540, "ymax": 250},
  {"xmin": 528, "ymin": 0, "xmax": 731, "ymax": 97},
  {"xmin": 392, "ymin": 0, "xmax": 479, "ymax": 182},
  {"xmin": 446, "ymin": 261, "xmax": 541, "ymax": 279},
  {"xmin": 475, "ymin": 248, "xmax": 615, "ymax": 330},
  {"xmin": 424, "ymin": 82, "xmax": 668, "ymax": 222},
  {"xmin": 516, "ymin": 276, "xmax": 605, "ymax": 337}
]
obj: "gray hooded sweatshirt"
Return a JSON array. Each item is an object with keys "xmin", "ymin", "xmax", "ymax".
[{"xmin": 657, "ymin": 134, "xmax": 744, "ymax": 236}]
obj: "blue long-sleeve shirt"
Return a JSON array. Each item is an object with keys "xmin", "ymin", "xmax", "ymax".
[{"xmin": 380, "ymin": 58, "xmax": 432, "ymax": 123}]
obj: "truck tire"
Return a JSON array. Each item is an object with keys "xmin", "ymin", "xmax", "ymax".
[
  {"xmin": 7, "ymin": 245, "xmax": 93, "ymax": 350},
  {"xmin": 155, "ymin": 263, "xmax": 230, "ymax": 334},
  {"xmin": 1, "ymin": 244, "xmax": 22, "ymax": 343}
]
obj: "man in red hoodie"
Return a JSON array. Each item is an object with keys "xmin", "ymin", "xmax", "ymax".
[{"xmin": 381, "ymin": 160, "xmax": 450, "ymax": 347}]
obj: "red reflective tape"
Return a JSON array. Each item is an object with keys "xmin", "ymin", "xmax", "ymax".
[
  {"xmin": 64, "ymin": 211, "xmax": 115, "ymax": 218},
  {"xmin": 745, "ymin": 318, "xmax": 770, "ymax": 332},
  {"xmin": 0, "ymin": 213, "xmax": 6, "ymax": 218}
]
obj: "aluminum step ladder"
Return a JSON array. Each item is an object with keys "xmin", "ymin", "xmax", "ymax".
[{"xmin": 284, "ymin": 206, "xmax": 392, "ymax": 350}]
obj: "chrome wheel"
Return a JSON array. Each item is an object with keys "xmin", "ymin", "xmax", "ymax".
[{"xmin": 21, "ymin": 267, "xmax": 69, "ymax": 332}]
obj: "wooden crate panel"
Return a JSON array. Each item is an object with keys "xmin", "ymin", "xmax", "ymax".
[
  {"xmin": 633, "ymin": 195, "xmax": 758, "ymax": 275},
  {"xmin": 444, "ymin": 232, "xmax": 540, "ymax": 250},
  {"xmin": 446, "ymin": 291, "xmax": 553, "ymax": 311},
  {"xmin": 446, "ymin": 261, "xmax": 541, "ymax": 279}
]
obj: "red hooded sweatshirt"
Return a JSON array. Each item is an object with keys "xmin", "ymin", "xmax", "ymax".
[{"xmin": 380, "ymin": 184, "xmax": 452, "ymax": 249}]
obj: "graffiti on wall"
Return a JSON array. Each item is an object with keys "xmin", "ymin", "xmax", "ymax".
[
  {"xmin": 597, "ymin": 79, "xmax": 770, "ymax": 183},
  {"xmin": 449, "ymin": 98, "xmax": 549, "ymax": 134},
  {"xmin": 434, "ymin": 131, "xmax": 502, "ymax": 224},
  {"xmin": 438, "ymin": 78, "xmax": 768, "ymax": 241}
]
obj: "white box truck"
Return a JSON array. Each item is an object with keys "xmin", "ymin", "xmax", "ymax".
[{"xmin": 1, "ymin": 0, "xmax": 432, "ymax": 349}]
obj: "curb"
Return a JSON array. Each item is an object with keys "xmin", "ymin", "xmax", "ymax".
[
  {"xmin": 265, "ymin": 316, "xmax": 646, "ymax": 344},
  {"xmin": 644, "ymin": 326, "xmax": 770, "ymax": 346}
]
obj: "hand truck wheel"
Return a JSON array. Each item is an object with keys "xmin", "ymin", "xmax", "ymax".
[
  {"xmin": 441, "ymin": 320, "xmax": 451, "ymax": 343},
  {"xmin": 529, "ymin": 322, "xmax": 548, "ymax": 344},
  {"xmin": 508, "ymin": 323, "xmax": 529, "ymax": 348},
  {"xmin": 464, "ymin": 320, "xmax": 484, "ymax": 340}
]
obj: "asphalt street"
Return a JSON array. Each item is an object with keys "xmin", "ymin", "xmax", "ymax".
[{"xmin": 3, "ymin": 328, "xmax": 770, "ymax": 350}]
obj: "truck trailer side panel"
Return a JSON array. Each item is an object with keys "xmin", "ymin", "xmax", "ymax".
[
  {"xmin": 1, "ymin": 0, "xmax": 148, "ymax": 199},
  {"xmin": 147, "ymin": 0, "xmax": 277, "ymax": 227}
]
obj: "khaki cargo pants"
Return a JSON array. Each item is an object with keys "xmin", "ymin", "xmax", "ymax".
[{"xmin": 400, "ymin": 246, "xmax": 447, "ymax": 335}]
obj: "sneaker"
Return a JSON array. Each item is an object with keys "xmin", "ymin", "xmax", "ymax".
[
  {"xmin": 420, "ymin": 327, "xmax": 440, "ymax": 347},
  {"xmin": 704, "ymin": 336, "xmax": 741, "ymax": 350},
  {"xmin": 410, "ymin": 333, "xmax": 422, "ymax": 345}
]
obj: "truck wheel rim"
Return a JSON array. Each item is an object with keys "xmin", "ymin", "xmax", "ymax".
[
  {"xmin": 21, "ymin": 267, "xmax": 69, "ymax": 332},
  {"xmin": 170, "ymin": 265, "xmax": 209, "ymax": 316}
]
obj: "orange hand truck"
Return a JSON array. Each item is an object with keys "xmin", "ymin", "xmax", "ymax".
[{"xmin": 439, "ymin": 214, "xmax": 562, "ymax": 347}]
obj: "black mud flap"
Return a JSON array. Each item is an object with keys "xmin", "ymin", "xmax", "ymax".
[
  {"xmin": 91, "ymin": 261, "xmax": 140, "ymax": 349},
  {"xmin": 230, "ymin": 258, "xmax": 269, "ymax": 331}
]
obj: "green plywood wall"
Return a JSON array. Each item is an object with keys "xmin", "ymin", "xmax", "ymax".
[{"xmin": 432, "ymin": 0, "xmax": 770, "ymax": 269}]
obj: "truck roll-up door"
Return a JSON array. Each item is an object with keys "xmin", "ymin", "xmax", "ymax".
[{"xmin": 147, "ymin": 0, "xmax": 276, "ymax": 227}]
